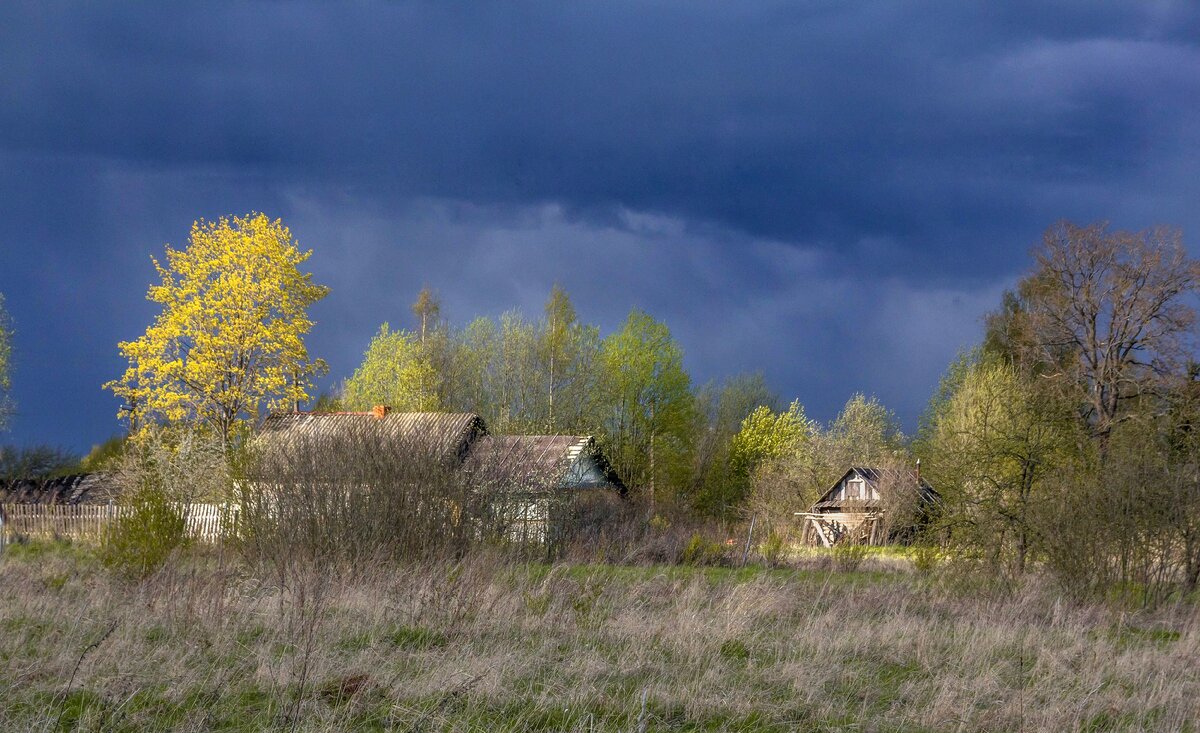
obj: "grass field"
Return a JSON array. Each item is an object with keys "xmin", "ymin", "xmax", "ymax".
[{"xmin": 1, "ymin": 542, "xmax": 1197, "ymax": 732}]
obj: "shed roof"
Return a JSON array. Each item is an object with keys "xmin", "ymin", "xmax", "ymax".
[{"xmin": 0, "ymin": 473, "xmax": 117, "ymax": 505}]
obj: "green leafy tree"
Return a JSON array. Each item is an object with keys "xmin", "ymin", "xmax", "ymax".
[
  {"xmin": 713, "ymin": 400, "xmax": 812, "ymax": 517},
  {"xmin": 538, "ymin": 285, "xmax": 601, "ymax": 434},
  {"xmin": 105, "ymin": 213, "xmax": 329, "ymax": 448},
  {"xmin": 442, "ymin": 316, "xmax": 499, "ymax": 420},
  {"xmin": 691, "ymin": 373, "xmax": 778, "ymax": 513},
  {"xmin": 924, "ymin": 356, "xmax": 1078, "ymax": 576},
  {"xmin": 495, "ymin": 310, "xmax": 542, "ymax": 432},
  {"xmin": 343, "ymin": 324, "xmax": 440, "ymax": 411},
  {"xmin": 816, "ymin": 393, "xmax": 906, "ymax": 484},
  {"xmin": 730, "ymin": 401, "xmax": 811, "ymax": 481},
  {"xmin": 597, "ymin": 309, "xmax": 695, "ymax": 504}
]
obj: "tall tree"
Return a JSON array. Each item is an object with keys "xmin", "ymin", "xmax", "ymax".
[
  {"xmin": 597, "ymin": 309, "xmax": 695, "ymax": 504},
  {"xmin": 720, "ymin": 400, "xmax": 812, "ymax": 517},
  {"xmin": 342, "ymin": 324, "xmax": 440, "ymax": 411},
  {"xmin": 106, "ymin": 214, "xmax": 329, "ymax": 448},
  {"xmin": 691, "ymin": 373, "xmax": 779, "ymax": 515},
  {"xmin": 495, "ymin": 310, "xmax": 542, "ymax": 432},
  {"xmin": 995, "ymin": 221, "xmax": 1200, "ymax": 449},
  {"xmin": 924, "ymin": 356, "xmax": 1078, "ymax": 575},
  {"xmin": 0, "ymin": 292, "xmax": 12, "ymax": 429},
  {"xmin": 411, "ymin": 286, "xmax": 441, "ymax": 346},
  {"xmin": 541, "ymin": 284, "xmax": 574, "ymax": 432},
  {"xmin": 537, "ymin": 284, "xmax": 601, "ymax": 434},
  {"xmin": 442, "ymin": 316, "xmax": 500, "ymax": 421},
  {"xmin": 817, "ymin": 393, "xmax": 906, "ymax": 484}
]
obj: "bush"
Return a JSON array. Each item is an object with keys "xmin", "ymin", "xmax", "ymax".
[
  {"xmin": 910, "ymin": 542, "xmax": 940, "ymax": 575},
  {"xmin": 682, "ymin": 533, "xmax": 727, "ymax": 566},
  {"xmin": 759, "ymin": 530, "xmax": 787, "ymax": 567},
  {"xmin": 831, "ymin": 541, "xmax": 868, "ymax": 572},
  {"xmin": 101, "ymin": 486, "xmax": 187, "ymax": 578}
]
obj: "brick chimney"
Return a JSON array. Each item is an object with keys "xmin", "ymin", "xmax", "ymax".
[{"xmin": 371, "ymin": 404, "xmax": 390, "ymax": 419}]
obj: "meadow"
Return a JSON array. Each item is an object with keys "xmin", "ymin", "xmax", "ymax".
[{"xmin": 1, "ymin": 543, "xmax": 1197, "ymax": 732}]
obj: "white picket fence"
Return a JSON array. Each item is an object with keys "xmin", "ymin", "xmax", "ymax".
[{"xmin": 0, "ymin": 503, "xmax": 238, "ymax": 544}]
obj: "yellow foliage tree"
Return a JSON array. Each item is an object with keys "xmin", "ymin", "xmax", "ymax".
[{"xmin": 106, "ymin": 214, "xmax": 329, "ymax": 447}]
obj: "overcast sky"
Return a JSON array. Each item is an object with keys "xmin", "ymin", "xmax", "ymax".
[{"xmin": 2, "ymin": 2, "xmax": 1199, "ymax": 453}]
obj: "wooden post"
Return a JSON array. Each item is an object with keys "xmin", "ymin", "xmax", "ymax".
[{"xmin": 741, "ymin": 514, "xmax": 757, "ymax": 567}]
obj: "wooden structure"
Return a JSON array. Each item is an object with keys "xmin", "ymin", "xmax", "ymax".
[
  {"xmin": 463, "ymin": 435, "xmax": 626, "ymax": 544},
  {"xmin": 253, "ymin": 408, "xmax": 626, "ymax": 546},
  {"xmin": 0, "ymin": 502, "xmax": 236, "ymax": 544},
  {"xmin": 797, "ymin": 466, "xmax": 938, "ymax": 546}
]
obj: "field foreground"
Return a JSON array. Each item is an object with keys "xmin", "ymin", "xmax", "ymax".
[{"xmin": 1, "ymin": 545, "xmax": 1197, "ymax": 732}]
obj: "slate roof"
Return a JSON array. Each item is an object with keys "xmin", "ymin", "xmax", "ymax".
[
  {"xmin": 463, "ymin": 435, "xmax": 625, "ymax": 494},
  {"xmin": 0, "ymin": 473, "xmax": 117, "ymax": 505},
  {"xmin": 257, "ymin": 411, "xmax": 486, "ymax": 464}
]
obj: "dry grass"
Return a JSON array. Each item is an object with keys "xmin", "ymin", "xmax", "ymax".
[{"xmin": 1, "ymin": 542, "xmax": 1197, "ymax": 732}]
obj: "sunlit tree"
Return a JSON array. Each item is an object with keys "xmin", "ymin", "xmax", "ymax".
[
  {"xmin": 342, "ymin": 324, "xmax": 440, "ymax": 411},
  {"xmin": 106, "ymin": 213, "xmax": 329, "ymax": 448},
  {"xmin": 597, "ymin": 309, "xmax": 695, "ymax": 503}
]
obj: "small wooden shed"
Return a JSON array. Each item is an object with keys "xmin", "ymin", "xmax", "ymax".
[{"xmin": 797, "ymin": 466, "xmax": 939, "ymax": 546}]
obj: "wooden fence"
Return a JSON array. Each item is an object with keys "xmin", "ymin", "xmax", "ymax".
[{"xmin": 0, "ymin": 503, "xmax": 238, "ymax": 544}]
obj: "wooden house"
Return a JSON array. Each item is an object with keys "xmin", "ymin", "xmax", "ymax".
[
  {"xmin": 797, "ymin": 465, "xmax": 939, "ymax": 546},
  {"xmin": 253, "ymin": 407, "xmax": 626, "ymax": 546},
  {"xmin": 463, "ymin": 435, "xmax": 626, "ymax": 544}
]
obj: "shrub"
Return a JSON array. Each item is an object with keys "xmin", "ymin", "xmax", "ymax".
[
  {"xmin": 100, "ymin": 486, "xmax": 187, "ymax": 578},
  {"xmin": 831, "ymin": 541, "xmax": 868, "ymax": 572},
  {"xmin": 759, "ymin": 530, "xmax": 787, "ymax": 567},
  {"xmin": 910, "ymin": 542, "xmax": 940, "ymax": 575},
  {"xmin": 682, "ymin": 533, "xmax": 726, "ymax": 566}
]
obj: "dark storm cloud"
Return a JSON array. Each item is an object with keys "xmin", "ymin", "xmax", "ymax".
[{"xmin": 0, "ymin": 1, "xmax": 1198, "ymax": 449}]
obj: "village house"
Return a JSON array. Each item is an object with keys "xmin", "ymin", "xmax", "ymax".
[
  {"xmin": 464, "ymin": 434, "xmax": 626, "ymax": 543},
  {"xmin": 797, "ymin": 464, "xmax": 939, "ymax": 546},
  {"xmin": 254, "ymin": 406, "xmax": 626, "ymax": 545}
]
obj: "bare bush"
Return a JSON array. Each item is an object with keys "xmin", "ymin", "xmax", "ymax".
[{"xmin": 237, "ymin": 431, "xmax": 485, "ymax": 571}]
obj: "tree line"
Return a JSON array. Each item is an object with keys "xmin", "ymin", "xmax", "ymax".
[{"xmin": 8, "ymin": 212, "xmax": 1200, "ymax": 600}]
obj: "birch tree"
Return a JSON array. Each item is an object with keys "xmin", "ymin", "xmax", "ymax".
[
  {"xmin": 0, "ymin": 293, "xmax": 12, "ymax": 429},
  {"xmin": 342, "ymin": 324, "xmax": 440, "ymax": 411},
  {"xmin": 597, "ymin": 309, "xmax": 695, "ymax": 504}
]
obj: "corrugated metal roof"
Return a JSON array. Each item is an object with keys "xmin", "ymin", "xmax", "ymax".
[
  {"xmin": 0, "ymin": 473, "xmax": 117, "ymax": 505},
  {"xmin": 257, "ymin": 411, "xmax": 486, "ymax": 464}
]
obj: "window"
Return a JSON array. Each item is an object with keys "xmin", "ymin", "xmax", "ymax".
[{"xmin": 846, "ymin": 478, "xmax": 864, "ymax": 499}]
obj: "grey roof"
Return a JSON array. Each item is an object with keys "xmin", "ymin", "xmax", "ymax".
[
  {"xmin": 463, "ymin": 435, "xmax": 625, "ymax": 494},
  {"xmin": 812, "ymin": 466, "xmax": 939, "ymax": 510},
  {"xmin": 0, "ymin": 473, "xmax": 117, "ymax": 505},
  {"xmin": 257, "ymin": 411, "xmax": 486, "ymax": 464}
]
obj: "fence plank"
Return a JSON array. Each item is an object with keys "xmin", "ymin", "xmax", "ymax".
[{"xmin": 0, "ymin": 503, "xmax": 238, "ymax": 544}]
